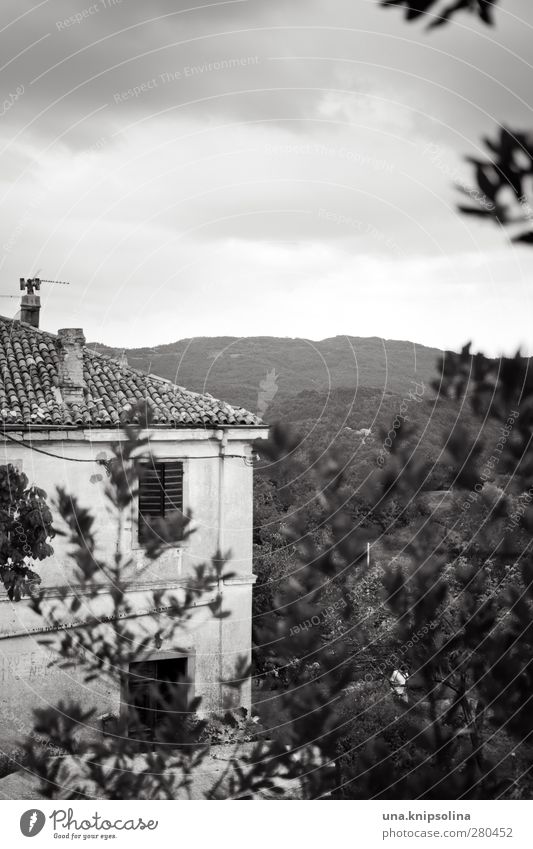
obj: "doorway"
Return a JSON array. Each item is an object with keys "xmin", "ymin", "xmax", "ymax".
[{"xmin": 127, "ymin": 655, "xmax": 189, "ymax": 744}]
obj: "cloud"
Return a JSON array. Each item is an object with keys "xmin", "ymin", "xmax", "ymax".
[
  {"xmin": 0, "ymin": 0, "xmax": 532, "ymax": 354},
  {"xmin": 1, "ymin": 0, "xmax": 531, "ymax": 149},
  {"xmin": 76, "ymin": 238, "xmax": 533, "ymax": 355}
]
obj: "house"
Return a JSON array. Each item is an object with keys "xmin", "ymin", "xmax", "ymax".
[{"xmin": 0, "ymin": 285, "xmax": 268, "ymax": 758}]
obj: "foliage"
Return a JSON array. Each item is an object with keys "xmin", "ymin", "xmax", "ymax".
[
  {"xmin": 253, "ymin": 342, "xmax": 533, "ymax": 798},
  {"xmin": 459, "ymin": 128, "xmax": 533, "ymax": 245},
  {"xmin": 382, "ymin": 1, "xmax": 533, "ymax": 254},
  {"xmin": 0, "ymin": 463, "xmax": 54, "ymax": 601},
  {"xmin": 380, "ymin": 0, "xmax": 499, "ymax": 29}
]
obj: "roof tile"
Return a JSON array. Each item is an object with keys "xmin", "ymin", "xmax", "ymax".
[{"xmin": 0, "ymin": 317, "xmax": 263, "ymax": 429}]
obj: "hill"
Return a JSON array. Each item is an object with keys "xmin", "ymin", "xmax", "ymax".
[
  {"xmin": 88, "ymin": 335, "xmax": 447, "ymax": 414},
  {"xmin": 90, "ymin": 333, "xmax": 493, "ymax": 489},
  {"xmin": 267, "ymin": 383, "xmax": 500, "ymax": 479}
]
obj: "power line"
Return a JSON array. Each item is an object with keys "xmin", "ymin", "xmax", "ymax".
[
  {"xmin": 1, "ymin": 431, "xmax": 252, "ymax": 465},
  {"xmin": 2, "ymin": 431, "xmax": 101, "ymax": 464}
]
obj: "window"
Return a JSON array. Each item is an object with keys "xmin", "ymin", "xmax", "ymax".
[{"xmin": 138, "ymin": 459, "xmax": 183, "ymax": 541}]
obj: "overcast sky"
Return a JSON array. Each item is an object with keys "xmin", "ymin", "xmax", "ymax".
[{"xmin": 0, "ymin": 0, "xmax": 532, "ymax": 354}]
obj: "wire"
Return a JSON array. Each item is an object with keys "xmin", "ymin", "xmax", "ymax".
[
  {"xmin": 2, "ymin": 431, "xmax": 95, "ymax": 462},
  {"xmin": 0, "ymin": 431, "xmax": 254, "ymax": 465}
]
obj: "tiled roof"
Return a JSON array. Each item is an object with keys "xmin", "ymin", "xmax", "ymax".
[{"xmin": 0, "ymin": 317, "xmax": 263, "ymax": 428}]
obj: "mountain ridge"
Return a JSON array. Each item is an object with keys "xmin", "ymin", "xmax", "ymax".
[{"xmin": 87, "ymin": 335, "xmax": 448, "ymax": 413}]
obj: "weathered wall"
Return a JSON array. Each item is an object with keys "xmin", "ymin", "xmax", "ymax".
[
  {"xmin": 0, "ymin": 428, "xmax": 259, "ymax": 585},
  {"xmin": 0, "ymin": 585, "xmax": 252, "ymax": 763},
  {"xmin": 0, "ymin": 427, "xmax": 264, "ymax": 762}
]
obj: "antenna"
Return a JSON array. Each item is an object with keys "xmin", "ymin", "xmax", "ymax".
[{"xmin": 20, "ymin": 277, "xmax": 70, "ymax": 295}]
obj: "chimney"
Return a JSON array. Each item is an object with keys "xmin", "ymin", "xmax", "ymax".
[
  {"xmin": 57, "ymin": 328, "xmax": 86, "ymax": 404},
  {"xmin": 20, "ymin": 293, "xmax": 40, "ymax": 328}
]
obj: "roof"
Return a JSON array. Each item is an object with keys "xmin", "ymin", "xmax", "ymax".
[{"xmin": 0, "ymin": 317, "xmax": 263, "ymax": 428}]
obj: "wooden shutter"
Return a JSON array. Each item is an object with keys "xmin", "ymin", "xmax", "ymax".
[
  {"xmin": 163, "ymin": 460, "xmax": 183, "ymax": 514},
  {"xmin": 138, "ymin": 460, "xmax": 183, "ymax": 540},
  {"xmin": 139, "ymin": 461, "xmax": 165, "ymax": 520}
]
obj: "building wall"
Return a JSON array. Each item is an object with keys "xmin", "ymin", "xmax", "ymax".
[{"xmin": 0, "ymin": 426, "xmax": 265, "ymax": 762}]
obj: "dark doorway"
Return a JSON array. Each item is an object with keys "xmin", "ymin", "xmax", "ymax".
[{"xmin": 127, "ymin": 656, "xmax": 188, "ymax": 744}]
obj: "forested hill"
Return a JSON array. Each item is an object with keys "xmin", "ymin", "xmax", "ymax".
[{"xmin": 88, "ymin": 335, "xmax": 446, "ymax": 413}]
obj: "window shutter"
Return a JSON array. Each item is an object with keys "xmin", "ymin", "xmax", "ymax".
[
  {"xmin": 139, "ymin": 461, "xmax": 165, "ymax": 519},
  {"xmin": 164, "ymin": 461, "xmax": 183, "ymax": 514},
  {"xmin": 138, "ymin": 460, "xmax": 183, "ymax": 541}
]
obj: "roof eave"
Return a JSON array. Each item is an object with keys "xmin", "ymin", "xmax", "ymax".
[{"xmin": 0, "ymin": 422, "xmax": 268, "ymax": 432}]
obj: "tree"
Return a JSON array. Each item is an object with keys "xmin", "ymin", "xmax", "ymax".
[
  {"xmin": 459, "ymin": 128, "xmax": 533, "ymax": 245},
  {"xmin": 0, "ymin": 463, "xmax": 54, "ymax": 601},
  {"xmin": 380, "ymin": 3, "xmax": 533, "ymax": 249},
  {"xmin": 380, "ymin": 0, "xmax": 500, "ymax": 29},
  {"xmin": 252, "ymin": 356, "xmax": 533, "ymax": 799}
]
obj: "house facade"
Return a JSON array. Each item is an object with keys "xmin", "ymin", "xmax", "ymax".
[{"xmin": 0, "ymin": 293, "xmax": 267, "ymax": 758}]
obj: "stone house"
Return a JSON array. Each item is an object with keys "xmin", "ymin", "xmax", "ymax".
[{"xmin": 0, "ymin": 288, "xmax": 267, "ymax": 756}]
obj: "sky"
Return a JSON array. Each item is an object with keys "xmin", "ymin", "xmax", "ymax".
[{"xmin": 0, "ymin": 0, "xmax": 532, "ymax": 354}]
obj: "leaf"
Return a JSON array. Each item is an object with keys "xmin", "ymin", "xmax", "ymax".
[{"xmin": 512, "ymin": 230, "xmax": 533, "ymax": 244}]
